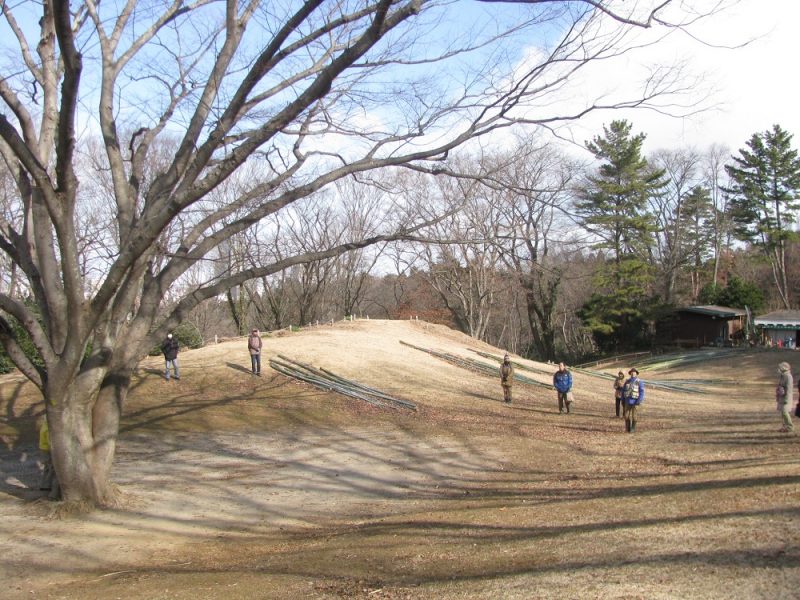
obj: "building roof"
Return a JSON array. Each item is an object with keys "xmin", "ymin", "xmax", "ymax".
[
  {"xmin": 678, "ymin": 305, "xmax": 747, "ymax": 318},
  {"xmin": 754, "ymin": 310, "xmax": 800, "ymax": 329}
]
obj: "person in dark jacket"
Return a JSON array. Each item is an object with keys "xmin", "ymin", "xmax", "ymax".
[
  {"xmin": 622, "ymin": 367, "xmax": 645, "ymax": 432},
  {"xmin": 613, "ymin": 371, "xmax": 625, "ymax": 418},
  {"xmin": 161, "ymin": 333, "xmax": 180, "ymax": 381},
  {"xmin": 248, "ymin": 328, "xmax": 263, "ymax": 375},
  {"xmin": 500, "ymin": 354, "xmax": 514, "ymax": 403},
  {"xmin": 553, "ymin": 362, "xmax": 573, "ymax": 413}
]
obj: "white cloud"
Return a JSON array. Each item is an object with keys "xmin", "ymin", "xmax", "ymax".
[{"xmin": 564, "ymin": 0, "xmax": 800, "ymax": 155}]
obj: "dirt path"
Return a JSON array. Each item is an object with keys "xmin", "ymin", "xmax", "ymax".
[{"xmin": 1, "ymin": 320, "xmax": 799, "ymax": 599}]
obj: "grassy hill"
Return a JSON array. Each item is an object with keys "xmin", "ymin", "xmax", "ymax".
[{"xmin": 1, "ymin": 319, "xmax": 799, "ymax": 599}]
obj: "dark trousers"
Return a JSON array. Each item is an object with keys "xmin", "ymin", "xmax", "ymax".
[
  {"xmin": 623, "ymin": 403, "xmax": 638, "ymax": 432},
  {"xmin": 615, "ymin": 395, "xmax": 623, "ymax": 417},
  {"xmin": 558, "ymin": 391, "xmax": 570, "ymax": 413},
  {"xmin": 39, "ymin": 451, "xmax": 61, "ymax": 499},
  {"xmin": 502, "ymin": 385, "xmax": 512, "ymax": 403},
  {"xmin": 251, "ymin": 352, "xmax": 261, "ymax": 374}
]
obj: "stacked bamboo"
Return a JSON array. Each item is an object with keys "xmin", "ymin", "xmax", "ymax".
[
  {"xmin": 473, "ymin": 350, "xmax": 552, "ymax": 376},
  {"xmin": 401, "ymin": 341, "xmax": 552, "ymax": 389},
  {"xmin": 269, "ymin": 355, "xmax": 417, "ymax": 411},
  {"xmin": 634, "ymin": 348, "xmax": 741, "ymax": 371}
]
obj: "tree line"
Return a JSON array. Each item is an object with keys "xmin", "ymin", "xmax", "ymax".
[{"xmin": 177, "ymin": 121, "xmax": 799, "ymax": 363}]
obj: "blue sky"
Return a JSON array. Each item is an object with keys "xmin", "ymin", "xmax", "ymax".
[{"xmin": 1, "ymin": 0, "xmax": 793, "ymax": 159}]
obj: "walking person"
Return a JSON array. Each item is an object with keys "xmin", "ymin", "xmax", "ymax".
[
  {"xmin": 248, "ymin": 328, "xmax": 263, "ymax": 376},
  {"xmin": 622, "ymin": 368, "xmax": 645, "ymax": 432},
  {"xmin": 776, "ymin": 361, "xmax": 794, "ymax": 433},
  {"xmin": 161, "ymin": 333, "xmax": 180, "ymax": 381},
  {"xmin": 500, "ymin": 354, "xmax": 514, "ymax": 404},
  {"xmin": 553, "ymin": 362, "xmax": 573, "ymax": 414},
  {"xmin": 613, "ymin": 370, "xmax": 625, "ymax": 418}
]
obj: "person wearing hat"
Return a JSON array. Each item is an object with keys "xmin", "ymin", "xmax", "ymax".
[
  {"xmin": 500, "ymin": 354, "xmax": 514, "ymax": 403},
  {"xmin": 613, "ymin": 370, "xmax": 626, "ymax": 418},
  {"xmin": 553, "ymin": 362, "xmax": 573, "ymax": 414},
  {"xmin": 776, "ymin": 361, "xmax": 793, "ymax": 433},
  {"xmin": 622, "ymin": 367, "xmax": 644, "ymax": 432},
  {"xmin": 160, "ymin": 333, "xmax": 180, "ymax": 381},
  {"xmin": 248, "ymin": 328, "xmax": 263, "ymax": 376}
]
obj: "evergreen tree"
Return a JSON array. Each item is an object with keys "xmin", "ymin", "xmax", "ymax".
[
  {"xmin": 680, "ymin": 185, "xmax": 715, "ymax": 302},
  {"xmin": 725, "ymin": 125, "xmax": 800, "ymax": 308},
  {"xmin": 698, "ymin": 276, "xmax": 765, "ymax": 313},
  {"xmin": 575, "ymin": 120, "xmax": 667, "ymax": 349}
]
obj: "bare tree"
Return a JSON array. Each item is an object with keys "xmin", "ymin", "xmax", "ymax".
[
  {"xmin": 486, "ymin": 138, "xmax": 580, "ymax": 361},
  {"xmin": 702, "ymin": 144, "xmax": 734, "ymax": 288},
  {"xmin": 651, "ymin": 147, "xmax": 701, "ymax": 304},
  {"xmin": 328, "ymin": 178, "xmax": 388, "ymax": 318},
  {"xmin": 0, "ymin": 1, "xmax": 728, "ymax": 505},
  {"xmin": 419, "ymin": 172, "xmax": 505, "ymax": 340}
]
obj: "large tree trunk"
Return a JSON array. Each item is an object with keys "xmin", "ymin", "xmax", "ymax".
[
  {"xmin": 46, "ymin": 369, "xmax": 128, "ymax": 506},
  {"xmin": 523, "ymin": 283, "xmax": 558, "ymax": 362}
]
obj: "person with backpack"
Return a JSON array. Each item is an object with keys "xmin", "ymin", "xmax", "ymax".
[
  {"xmin": 622, "ymin": 367, "xmax": 644, "ymax": 432},
  {"xmin": 553, "ymin": 362, "xmax": 573, "ymax": 414}
]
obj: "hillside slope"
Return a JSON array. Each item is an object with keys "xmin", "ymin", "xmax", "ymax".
[{"xmin": 1, "ymin": 319, "xmax": 799, "ymax": 600}]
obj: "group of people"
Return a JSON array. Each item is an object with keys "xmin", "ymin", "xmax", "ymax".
[
  {"xmin": 502, "ymin": 353, "xmax": 800, "ymax": 435},
  {"xmin": 158, "ymin": 328, "xmax": 265, "ymax": 380},
  {"xmin": 499, "ymin": 354, "xmax": 646, "ymax": 432},
  {"xmin": 37, "ymin": 336, "xmax": 795, "ymax": 502}
]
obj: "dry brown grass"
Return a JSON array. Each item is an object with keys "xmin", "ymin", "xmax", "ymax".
[{"xmin": 1, "ymin": 319, "xmax": 799, "ymax": 599}]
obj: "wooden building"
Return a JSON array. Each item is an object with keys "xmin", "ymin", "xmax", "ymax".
[{"xmin": 658, "ymin": 305, "xmax": 747, "ymax": 347}]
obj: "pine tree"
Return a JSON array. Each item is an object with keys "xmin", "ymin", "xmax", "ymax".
[
  {"xmin": 680, "ymin": 185, "xmax": 715, "ymax": 301},
  {"xmin": 575, "ymin": 120, "xmax": 667, "ymax": 350},
  {"xmin": 576, "ymin": 120, "xmax": 666, "ymax": 273},
  {"xmin": 725, "ymin": 124, "xmax": 800, "ymax": 308}
]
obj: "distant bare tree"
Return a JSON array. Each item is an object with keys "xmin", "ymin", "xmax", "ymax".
[
  {"xmin": 420, "ymin": 173, "xmax": 504, "ymax": 340},
  {"xmin": 328, "ymin": 178, "xmax": 388, "ymax": 318},
  {"xmin": 651, "ymin": 148, "xmax": 701, "ymax": 304},
  {"xmin": 702, "ymin": 144, "xmax": 734, "ymax": 288},
  {"xmin": 488, "ymin": 139, "xmax": 580, "ymax": 361}
]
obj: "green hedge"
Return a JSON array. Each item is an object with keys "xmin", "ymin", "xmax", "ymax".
[{"xmin": 148, "ymin": 322, "xmax": 205, "ymax": 356}]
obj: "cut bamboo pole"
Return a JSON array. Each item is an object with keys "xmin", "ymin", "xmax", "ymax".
[
  {"xmin": 401, "ymin": 341, "xmax": 552, "ymax": 389},
  {"xmin": 269, "ymin": 356, "xmax": 417, "ymax": 411}
]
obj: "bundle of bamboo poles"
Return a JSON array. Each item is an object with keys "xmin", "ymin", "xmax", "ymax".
[
  {"xmin": 473, "ymin": 350, "xmax": 552, "ymax": 376},
  {"xmin": 401, "ymin": 341, "xmax": 553, "ymax": 389},
  {"xmin": 269, "ymin": 355, "xmax": 417, "ymax": 411},
  {"xmin": 633, "ymin": 348, "xmax": 740, "ymax": 371}
]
